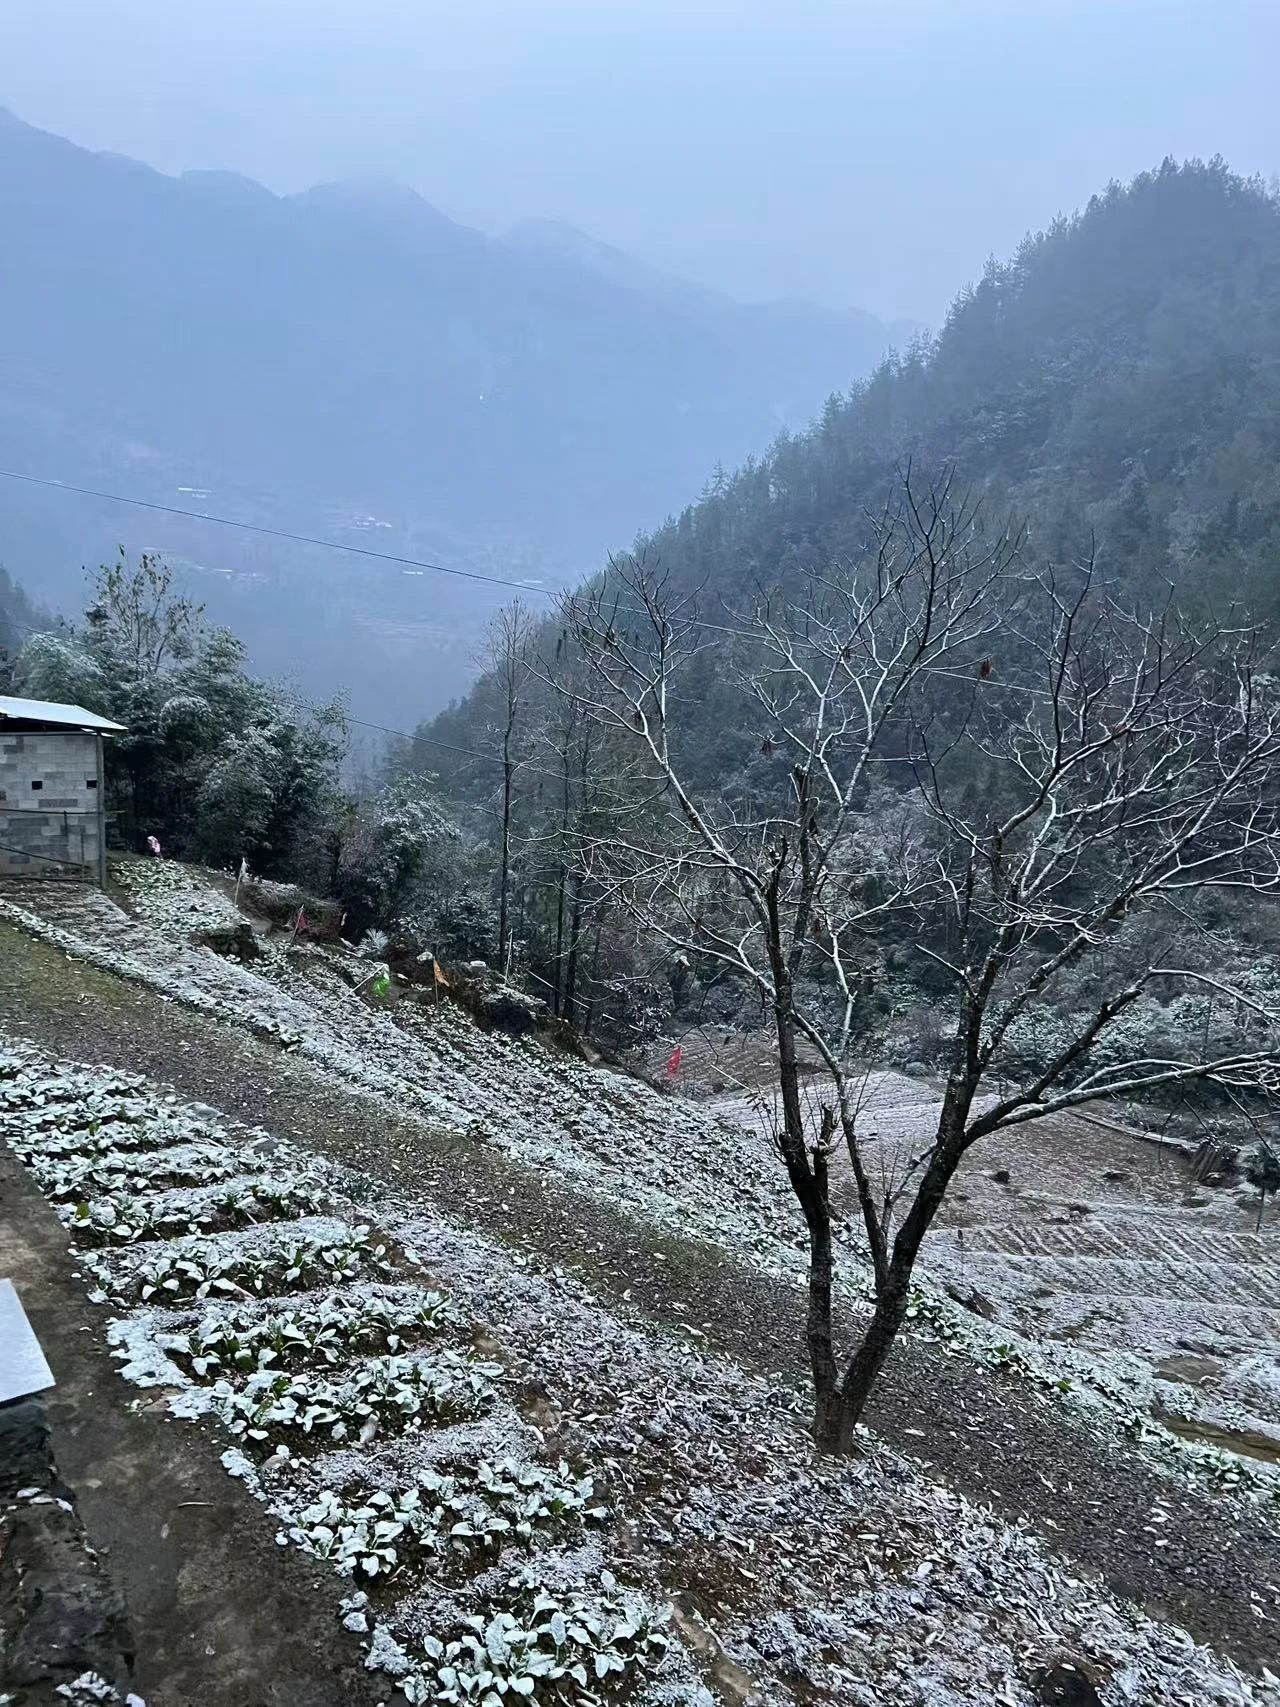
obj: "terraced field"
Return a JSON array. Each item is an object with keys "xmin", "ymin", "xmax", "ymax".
[
  {"xmin": 713, "ymin": 1060, "xmax": 1280, "ymax": 1453},
  {"xmin": 6, "ymin": 862, "xmax": 1280, "ymax": 1466},
  {"xmin": 0, "ymin": 1050, "xmax": 683, "ymax": 1704},
  {"xmin": 4, "ymin": 1040, "xmax": 1275, "ymax": 1707}
]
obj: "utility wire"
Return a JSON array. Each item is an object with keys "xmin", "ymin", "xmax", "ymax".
[
  {"xmin": 2, "ymin": 466, "xmax": 1051, "ymax": 775},
  {"xmin": 2, "ymin": 609, "xmax": 640, "ymax": 785},
  {"xmin": 273, "ymin": 689, "xmax": 584, "ymax": 782},
  {"xmin": 0, "ymin": 464, "xmax": 761, "ymax": 641},
  {"xmin": 0, "ymin": 467, "xmax": 562, "ymax": 600}
]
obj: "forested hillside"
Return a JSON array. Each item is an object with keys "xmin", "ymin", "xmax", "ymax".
[
  {"xmin": 405, "ymin": 158, "xmax": 1280, "ymax": 1061},
  {"xmin": 0, "ymin": 568, "xmax": 47, "ymax": 680},
  {"xmin": 428, "ymin": 158, "xmax": 1280, "ymax": 788}
]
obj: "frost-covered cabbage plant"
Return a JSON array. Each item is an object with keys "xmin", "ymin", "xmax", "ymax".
[
  {"xmin": 172, "ymin": 1290, "xmax": 460, "ymax": 1377},
  {"xmin": 119, "ymin": 1227, "xmax": 394, "ymax": 1304},
  {"xmin": 283, "ymin": 1459, "xmax": 607, "ymax": 1579},
  {"xmin": 401, "ymin": 1569, "xmax": 671, "ymax": 1706},
  {"xmin": 214, "ymin": 1350, "xmax": 503, "ymax": 1448}
]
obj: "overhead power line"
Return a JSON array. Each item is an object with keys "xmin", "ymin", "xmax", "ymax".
[
  {"xmin": 1, "ymin": 463, "xmax": 1050, "ymax": 768},
  {"xmin": 273, "ymin": 689, "xmax": 569, "ymax": 779},
  {"xmin": 1, "ymin": 609, "xmax": 623, "ymax": 783},
  {"xmin": 0, "ymin": 464, "xmax": 762, "ymax": 642},
  {"xmin": 0, "ymin": 467, "xmax": 561, "ymax": 599}
]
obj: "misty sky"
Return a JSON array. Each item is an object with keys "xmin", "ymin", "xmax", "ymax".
[{"xmin": 3, "ymin": 0, "xmax": 1277, "ymax": 325}]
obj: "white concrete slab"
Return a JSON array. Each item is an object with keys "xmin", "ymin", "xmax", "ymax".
[{"xmin": 0, "ymin": 1277, "xmax": 54, "ymax": 1401}]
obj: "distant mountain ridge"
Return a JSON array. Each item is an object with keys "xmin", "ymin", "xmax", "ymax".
[{"xmin": 0, "ymin": 107, "xmax": 901, "ymax": 718}]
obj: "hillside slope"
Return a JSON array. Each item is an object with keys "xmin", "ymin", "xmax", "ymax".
[
  {"xmin": 2, "ymin": 859, "xmax": 1277, "ymax": 1465},
  {"xmin": 1, "ymin": 861, "xmax": 1279, "ymax": 1700},
  {"xmin": 2, "ymin": 1037, "xmax": 1273, "ymax": 1705},
  {"xmin": 428, "ymin": 158, "xmax": 1280, "ymax": 782}
]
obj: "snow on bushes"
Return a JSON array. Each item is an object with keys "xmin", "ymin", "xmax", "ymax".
[
  {"xmin": 171, "ymin": 1288, "xmax": 461, "ymax": 1378},
  {"xmin": 213, "ymin": 1349, "xmax": 503, "ymax": 1450}
]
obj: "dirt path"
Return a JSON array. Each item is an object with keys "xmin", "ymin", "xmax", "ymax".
[{"xmin": 3, "ymin": 920, "xmax": 1278, "ymax": 1675}]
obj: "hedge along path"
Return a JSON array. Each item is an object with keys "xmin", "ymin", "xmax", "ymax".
[{"xmin": 2, "ymin": 917, "xmax": 1280, "ymax": 1677}]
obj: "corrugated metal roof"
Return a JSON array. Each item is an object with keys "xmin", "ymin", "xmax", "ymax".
[{"xmin": 0, "ymin": 695, "xmax": 125, "ymax": 733}]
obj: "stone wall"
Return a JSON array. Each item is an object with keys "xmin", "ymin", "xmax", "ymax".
[{"xmin": 0, "ymin": 733, "xmax": 103, "ymax": 879}]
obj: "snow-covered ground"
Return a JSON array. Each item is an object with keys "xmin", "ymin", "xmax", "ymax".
[
  {"xmin": 724, "ymin": 1064, "xmax": 1280, "ymax": 1449},
  {"xmin": 3, "ymin": 1041, "xmax": 1275, "ymax": 1706},
  {"xmin": 4, "ymin": 862, "xmax": 1280, "ymax": 1474}
]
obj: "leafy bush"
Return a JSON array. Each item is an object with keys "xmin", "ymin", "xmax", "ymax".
[
  {"xmin": 212, "ymin": 1349, "xmax": 502, "ymax": 1448},
  {"xmin": 284, "ymin": 1459, "xmax": 605, "ymax": 1581},
  {"xmin": 402, "ymin": 1570, "xmax": 671, "ymax": 1706}
]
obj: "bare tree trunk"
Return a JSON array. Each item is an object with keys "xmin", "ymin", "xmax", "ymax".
[
  {"xmin": 563, "ymin": 871, "xmax": 583, "ymax": 1027},
  {"xmin": 804, "ymin": 1193, "xmax": 843, "ymax": 1447},
  {"xmin": 582, "ymin": 920, "xmax": 603, "ymax": 1039},
  {"xmin": 498, "ymin": 746, "xmax": 514, "ymax": 974},
  {"xmin": 484, "ymin": 601, "xmax": 530, "ymax": 979},
  {"xmin": 550, "ymin": 738, "xmax": 573, "ymax": 1015},
  {"xmin": 834, "ymin": 1109, "xmax": 969, "ymax": 1437},
  {"xmin": 828, "ymin": 1281, "xmax": 911, "ymax": 1447},
  {"xmin": 552, "ymin": 860, "xmax": 568, "ymax": 1018},
  {"xmin": 770, "ymin": 988, "xmax": 842, "ymax": 1442}
]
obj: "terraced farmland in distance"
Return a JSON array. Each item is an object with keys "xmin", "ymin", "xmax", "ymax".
[{"xmin": 711, "ymin": 1060, "xmax": 1280, "ymax": 1456}]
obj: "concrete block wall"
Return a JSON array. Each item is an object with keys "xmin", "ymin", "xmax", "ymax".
[{"xmin": 0, "ymin": 732, "xmax": 104, "ymax": 878}]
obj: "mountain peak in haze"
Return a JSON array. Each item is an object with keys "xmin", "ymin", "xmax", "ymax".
[
  {"xmin": 0, "ymin": 106, "xmax": 900, "ymax": 721},
  {"xmin": 292, "ymin": 176, "xmax": 445, "ymax": 218},
  {"xmin": 180, "ymin": 167, "xmax": 279, "ymax": 204},
  {"xmin": 504, "ymin": 217, "xmax": 722, "ymax": 307}
]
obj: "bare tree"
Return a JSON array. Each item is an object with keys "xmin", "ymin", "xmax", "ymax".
[
  {"xmin": 534, "ymin": 645, "xmax": 600, "ymax": 1025},
  {"xmin": 564, "ymin": 470, "xmax": 1280, "ymax": 1453},
  {"xmin": 480, "ymin": 602, "xmax": 534, "ymax": 976}
]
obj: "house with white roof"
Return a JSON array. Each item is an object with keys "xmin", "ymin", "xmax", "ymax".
[{"xmin": 0, "ymin": 696, "xmax": 125, "ymax": 883}]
